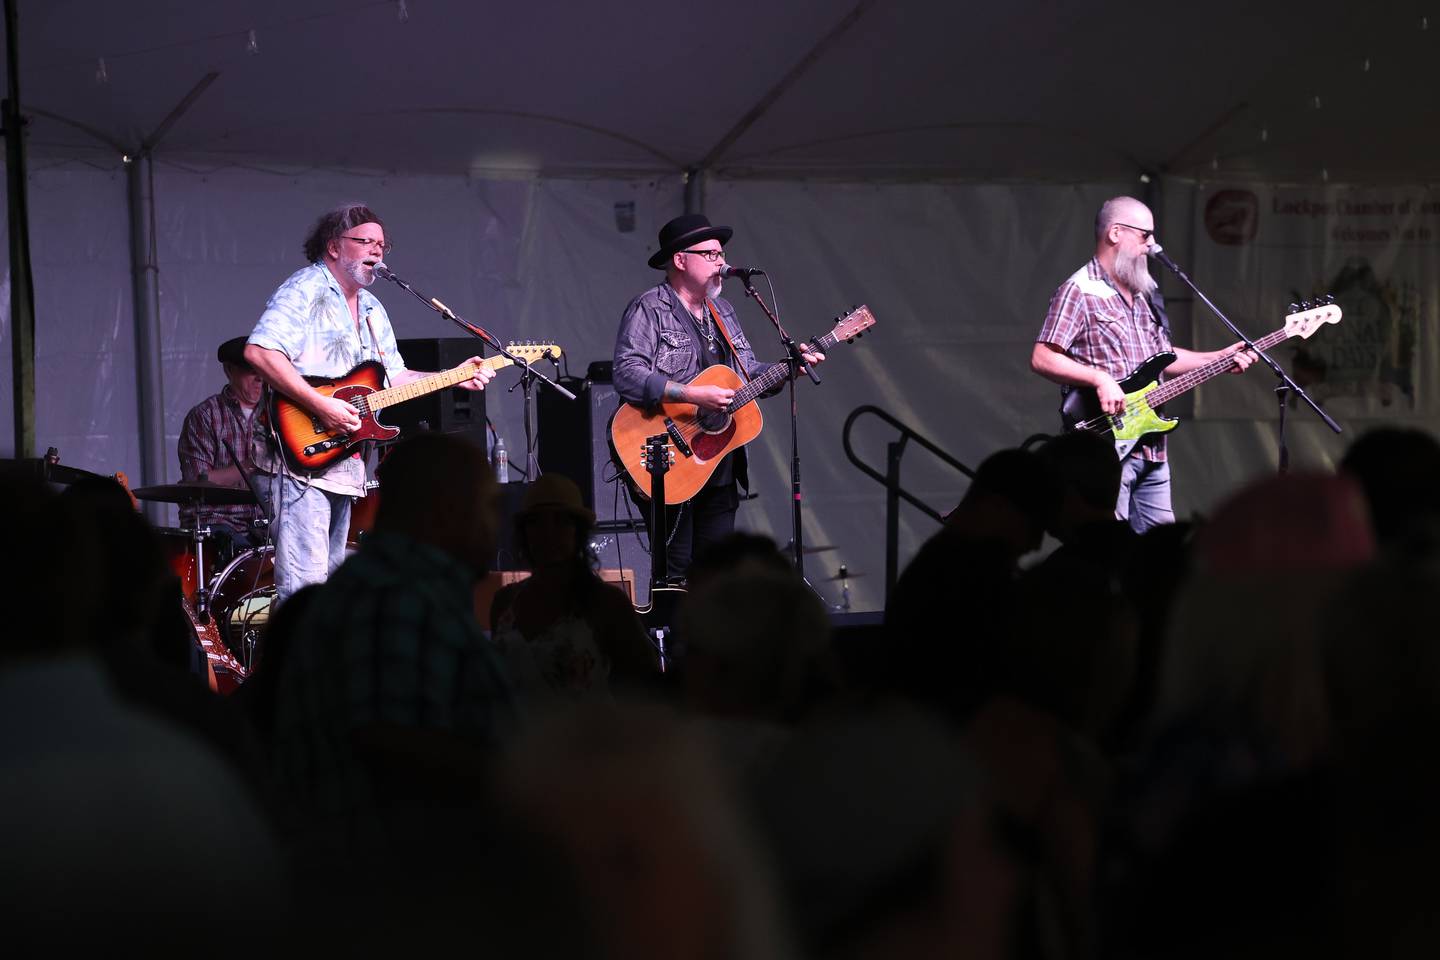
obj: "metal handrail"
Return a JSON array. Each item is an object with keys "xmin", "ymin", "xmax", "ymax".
[{"xmin": 841, "ymin": 404, "xmax": 976, "ymax": 603}]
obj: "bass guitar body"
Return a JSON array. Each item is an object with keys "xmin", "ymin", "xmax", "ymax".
[{"xmin": 1061, "ymin": 351, "xmax": 1177, "ymax": 460}]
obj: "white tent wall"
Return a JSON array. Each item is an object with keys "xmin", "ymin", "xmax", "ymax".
[{"xmin": 4, "ymin": 165, "xmax": 1434, "ymax": 612}]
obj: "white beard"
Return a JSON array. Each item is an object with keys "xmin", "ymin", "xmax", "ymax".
[
  {"xmin": 1113, "ymin": 247, "xmax": 1157, "ymax": 298},
  {"xmin": 344, "ymin": 256, "xmax": 376, "ymax": 288},
  {"xmin": 704, "ymin": 276, "xmax": 723, "ymax": 300}
]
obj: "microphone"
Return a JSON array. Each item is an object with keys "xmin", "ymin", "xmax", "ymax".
[
  {"xmin": 372, "ymin": 261, "xmax": 395, "ymax": 281},
  {"xmin": 717, "ymin": 265, "xmax": 766, "ymax": 279},
  {"xmin": 1145, "ymin": 242, "xmax": 1180, "ymax": 272}
]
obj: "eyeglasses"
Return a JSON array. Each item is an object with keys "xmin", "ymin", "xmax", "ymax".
[
  {"xmin": 341, "ymin": 235, "xmax": 393, "ymax": 254},
  {"xmin": 680, "ymin": 248, "xmax": 724, "ymax": 263},
  {"xmin": 1116, "ymin": 224, "xmax": 1154, "ymax": 243}
]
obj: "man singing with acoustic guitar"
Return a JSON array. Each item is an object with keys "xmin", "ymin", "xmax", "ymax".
[
  {"xmin": 244, "ymin": 203, "xmax": 494, "ymax": 603},
  {"xmin": 612, "ymin": 214, "xmax": 825, "ymax": 577},
  {"xmin": 1030, "ymin": 196, "xmax": 1255, "ymax": 532}
]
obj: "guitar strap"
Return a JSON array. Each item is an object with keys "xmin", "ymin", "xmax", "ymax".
[{"xmin": 705, "ymin": 299, "xmax": 748, "ymax": 382}]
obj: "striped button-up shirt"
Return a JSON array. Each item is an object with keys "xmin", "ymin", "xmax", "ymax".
[{"xmin": 1037, "ymin": 258, "xmax": 1171, "ymax": 461}]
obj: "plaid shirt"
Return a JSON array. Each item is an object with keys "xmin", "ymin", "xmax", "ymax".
[
  {"xmin": 177, "ymin": 384, "xmax": 265, "ymax": 537},
  {"xmin": 272, "ymin": 531, "xmax": 517, "ymax": 845},
  {"xmin": 1037, "ymin": 258, "xmax": 1172, "ymax": 461}
]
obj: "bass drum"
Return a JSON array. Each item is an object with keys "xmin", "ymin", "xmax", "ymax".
[{"xmin": 209, "ymin": 544, "xmax": 276, "ymax": 672}]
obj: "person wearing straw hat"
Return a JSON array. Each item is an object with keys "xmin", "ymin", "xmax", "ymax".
[
  {"xmin": 489, "ymin": 473, "xmax": 654, "ymax": 702},
  {"xmin": 613, "ymin": 214, "xmax": 825, "ymax": 577}
]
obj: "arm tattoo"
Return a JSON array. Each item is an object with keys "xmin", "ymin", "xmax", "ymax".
[{"xmin": 663, "ymin": 381, "xmax": 686, "ymax": 402}]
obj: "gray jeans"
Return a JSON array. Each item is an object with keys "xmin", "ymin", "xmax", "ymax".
[
  {"xmin": 271, "ymin": 474, "xmax": 352, "ymax": 605},
  {"xmin": 1116, "ymin": 457, "xmax": 1175, "ymax": 534}
]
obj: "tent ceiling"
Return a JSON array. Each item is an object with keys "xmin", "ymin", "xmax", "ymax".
[{"xmin": 10, "ymin": 0, "xmax": 1439, "ymax": 183}]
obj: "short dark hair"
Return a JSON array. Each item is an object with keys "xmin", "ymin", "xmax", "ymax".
[{"xmin": 302, "ymin": 203, "xmax": 385, "ymax": 264}]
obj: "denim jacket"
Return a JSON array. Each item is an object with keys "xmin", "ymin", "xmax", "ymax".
[{"xmin": 612, "ymin": 282, "xmax": 770, "ymax": 409}]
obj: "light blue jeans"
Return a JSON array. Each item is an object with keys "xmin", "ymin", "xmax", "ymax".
[
  {"xmin": 271, "ymin": 474, "xmax": 352, "ymax": 605},
  {"xmin": 1116, "ymin": 457, "xmax": 1175, "ymax": 533}
]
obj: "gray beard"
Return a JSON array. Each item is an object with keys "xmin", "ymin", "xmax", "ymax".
[
  {"xmin": 704, "ymin": 276, "xmax": 722, "ymax": 300},
  {"xmin": 1113, "ymin": 248, "xmax": 1157, "ymax": 298},
  {"xmin": 344, "ymin": 257, "xmax": 376, "ymax": 288}
]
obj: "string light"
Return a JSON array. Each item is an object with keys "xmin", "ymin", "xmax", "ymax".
[
  {"xmin": 1211, "ymin": 155, "xmax": 1220, "ymax": 171},
  {"xmin": 95, "ymin": 57, "xmax": 108, "ymax": 84},
  {"xmin": 397, "ymin": 0, "xmax": 410, "ymax": 22},
  {"xmin": 1362, "ymin": 57, "xmax": 1371, "ymax": 72},
  {"xmin": 246, "ymin": 28, "xmax": 259, "ymax": 55},
  {"xmin": 1321, "ymin": 167, "xmax": 1330, "ymax": 183},
  {"xmin": 1423, "ymin": 16, "xmax": 1430, "ymax": 30},
  {"xmin": 1260, "ymin": 126, "xmax": 1269, "ymax": 143},
  {"xmin": 1312, "ymin": 94, "xmax": 1322, "ymax": 110}
]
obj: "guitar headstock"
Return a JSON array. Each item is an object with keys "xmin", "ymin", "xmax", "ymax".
[
  {"xmin": 828, "ymin": 305, "xmax": 876, "ymax": 343},
  {"xmin": 503, "ymin": 341, "xmax": 563, "ymax": 363},
  {"xmin": 640, "ymin": 434, "xmax": 673, "ymax": 475},
  {"xmin": 1283, "ymin": 295, "xmax": 1342, "ymax": 341}
]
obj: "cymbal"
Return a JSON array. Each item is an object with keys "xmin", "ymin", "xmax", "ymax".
[
  {"xmin": 783, "ymin": 542, "xmax": 837, "ymax": 556},
  {"xmin": 0, "ymin": 457, "xmax": 104, "ymax": 485},
  {"xmin": 131, "ymin": 481, "xmax": 256, "ymax": 506}
]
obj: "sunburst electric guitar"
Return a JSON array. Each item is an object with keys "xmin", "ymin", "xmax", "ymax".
[
  {"xmin": 270, "ymin": 342, "xmax": 561, "ymax": 473},
  {"xmin": 609, "ymin": 306, "xmax": 877, "ymax": 504},
  {"xmin": 1062, "ymin": 298, "xmax": 1342, "ymax": 459}
]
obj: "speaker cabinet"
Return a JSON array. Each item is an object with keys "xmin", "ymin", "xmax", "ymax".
[
  {"xmin": 389, "ymin": 338, "xmax": 488, "ymax": 443},
  {"xmin": 536, "ymin": 374, "xmax": 651, "ymax": 600}
]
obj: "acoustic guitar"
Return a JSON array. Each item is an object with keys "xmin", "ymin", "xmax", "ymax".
[
  {"xmin": 609, "ymin": 306, "xmax": 876, "ymax": 504},
  {"xmin": 269, "ymin": 342, "xmax": 560, "ymax": 473}
]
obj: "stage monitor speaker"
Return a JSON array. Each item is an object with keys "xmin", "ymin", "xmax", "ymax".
[
  {"xmin": 536, "ymin": 373, "xmax": 651, "ymax": 599},
  {"xmin": 388, "ymin": 338, "xmax": 488, "ymax": 444}
]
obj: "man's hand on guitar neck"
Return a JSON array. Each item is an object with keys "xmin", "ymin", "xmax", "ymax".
[{"xmin": 666, "ymin": 380, "xmax": 734, "ymax": 412}]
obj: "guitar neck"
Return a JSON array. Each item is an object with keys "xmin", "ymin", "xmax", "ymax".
[
  {"xmin": 365, "ymin": 355, "xmax": 510, "ymax": 412},
  {"xmin": 728, "ymin": 330, "xmax": 838, "ymax": 410},
  {"xmin": 1145, "ymin": 326, "xmax": 1290, "ymax": 406}
]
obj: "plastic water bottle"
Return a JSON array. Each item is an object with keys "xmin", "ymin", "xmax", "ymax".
[{"xmin": 494, "ymin": 437, "xmax": 510, "ymax": 484}]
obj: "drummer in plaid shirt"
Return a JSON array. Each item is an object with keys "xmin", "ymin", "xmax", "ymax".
[
  {"xmin": 177, "ymin": 336, "xmax": 266, "ymax": 552},
  {"xmin": 1031, "ymin": 196, "xmax": 1255, "ymax": 532}
]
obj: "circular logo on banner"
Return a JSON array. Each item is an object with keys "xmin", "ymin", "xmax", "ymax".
[{"xmin": 1204, "ymin": 189, "xmax": 1260, "ymax": 246}]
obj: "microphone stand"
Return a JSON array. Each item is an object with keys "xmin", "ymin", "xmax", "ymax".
[
  {"xmin": 377, "ymin": 268, "xmax": 575, "ymax": 482},
  {"xmin": 737, "ymin": 274, "xmax": 819, "ymax": 577},
  {"xmin": 1148, "ymin": 246, "xmax": 1340, "ymax": 472},
  {"xmin": 505, "ymin": 349, "xmax": 563, "ymax": 481}
]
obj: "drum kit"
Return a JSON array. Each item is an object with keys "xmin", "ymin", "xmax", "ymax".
[{"xmin": 132, "ymin": 480, "xmax": 275, "ymax": 693}]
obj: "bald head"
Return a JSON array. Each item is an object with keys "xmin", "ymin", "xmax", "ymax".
[{"xmin": 1095, "ymin": 197, "xmax": 1153, "ymax": 243}]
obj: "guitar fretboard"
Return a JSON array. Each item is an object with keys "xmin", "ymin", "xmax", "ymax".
[
  {"xmin": 1144, "ymin": 326, "xmax": 1290, "ymax": 406},
  {"xmin": 726, "ymin": 330, "xmax": 841, "ymax": 412},
  {"xmin": 361, "ymin": 356, "xmax": 510, "ymax": 412}
]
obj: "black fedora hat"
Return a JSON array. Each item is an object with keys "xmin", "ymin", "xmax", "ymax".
[{"xmin": 648, "ymin": 213, "xmax": 733, "ymax": 270}]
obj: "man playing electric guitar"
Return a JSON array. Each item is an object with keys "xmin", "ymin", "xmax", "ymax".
[
  {"xmin": 613, "ymin": 214, "xmax": 825, "ymax": 577},
  {"xmin": 1030, "ymin": 197, "xmax": 1256, "ymax": 532},
  {"xmin": 244, "ymin": 203, "xmax": 495, "ymax": 604}
]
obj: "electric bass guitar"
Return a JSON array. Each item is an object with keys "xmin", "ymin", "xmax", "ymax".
[
  {"xmin": 269, "ymin": 342, "xmax": 561, "ymax": 473},
  {"xmin": 609, "ymin": 306, "xmax": 877, "ymax": 504},
  {"xmin": 1062, "ymin": 298, "xmax": 1342, "ymax": 459}
]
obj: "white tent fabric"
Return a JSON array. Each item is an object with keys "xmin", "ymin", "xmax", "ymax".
[{"xmin": 3, "ymin": 162, "xmax": 1435, "ymax": 611}]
